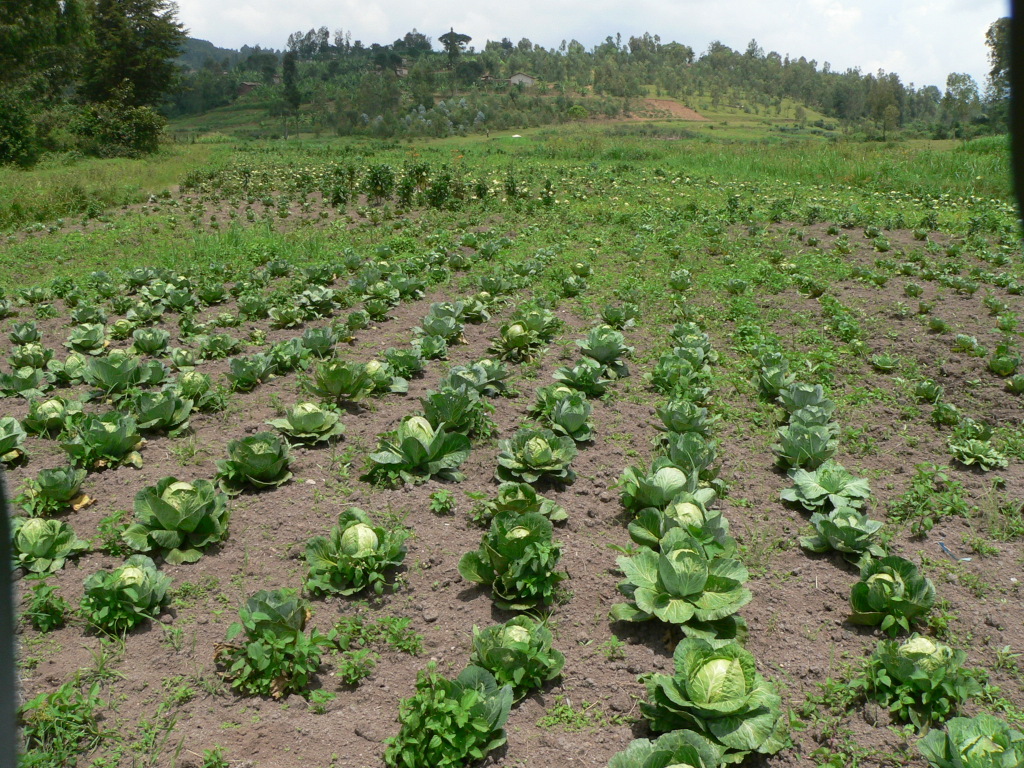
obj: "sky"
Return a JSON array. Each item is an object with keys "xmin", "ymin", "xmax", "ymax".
[{"xmin": 175, "ymin": 0, "xmax": 1009, "ymax": 91}]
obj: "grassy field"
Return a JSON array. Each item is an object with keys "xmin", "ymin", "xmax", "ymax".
[{"xmin": 2, "ymin": 122, "xmax": 1022, "ymax": 768}]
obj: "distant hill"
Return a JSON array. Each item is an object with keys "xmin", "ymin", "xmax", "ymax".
[{"xmin": 178, "ymin": 38, "xmax": 243, "ymax": 71}]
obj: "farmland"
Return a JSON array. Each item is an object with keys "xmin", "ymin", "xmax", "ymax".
[{"xmin": 3, "ymin": 125, "xmax": 1023, "ymax": 768}]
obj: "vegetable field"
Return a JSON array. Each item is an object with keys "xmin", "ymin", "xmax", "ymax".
[{"xmin": 3, "ymin": 129, "xmax": 1023, "ymax": 768}]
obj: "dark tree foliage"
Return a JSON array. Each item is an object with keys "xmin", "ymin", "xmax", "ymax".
[
  {"xmin": 282, "ymin": 51, "xmax": 301, "ymax": 113},
  {"xmin": 0, "ymin": 0, "xmax": 88, "ymax": 99},
  {"xmin": 439, "ymin": 27, "xmax": 471, "ymax": 68},
  {"xmin": 80, "ymin": 0, "xmax": 188, "ymax": 107}
]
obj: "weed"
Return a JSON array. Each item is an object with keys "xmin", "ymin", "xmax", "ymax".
[
  {"xmin": 599, "ymin": 636, "xmax": 627, "ymax": 661},
  {"xmin": 536, "ymin": 694, "xmax": 630, "ymax": 731},
  {"xmin": 429, "ymin": 489, "xmax": 456, "ymax": 515}
]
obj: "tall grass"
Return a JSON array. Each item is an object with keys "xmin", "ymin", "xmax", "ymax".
[{"xmin": 0, "ymin": 144, "xmax": 217, "ymax": 231}]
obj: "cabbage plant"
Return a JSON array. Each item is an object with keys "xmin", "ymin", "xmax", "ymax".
[
  {"xmin": 268, "ymin": 338, "xmax": 312, "ymax": 373},
  {"xmin": 83, "ymin": 351, "xmax": 150, "ymax": 396},
  {"xmin": 496, "ymin": 427, "xmax": 577, "ymax": 484},
  {"xmin": 918, "ymin": 714, "xmax": 1024, "ymax": 768},
  {"xmin": 9, "ymin": 321, "xmax": 41, "ymax": 345},
  {"xmin": 23, "ymin": 397, "xmax": 84, "ymax": 435},
  {"xmin": 608, "ymin": 730, "xmax": 724, "ymax": 768},
  {"xmin": 123, "ymin": 477, "xmax": 230, "ymax": 564},
  {"xmin": 862, "ymin": 635, "xmax": 982, "ymax": 730},
  {"xmin": 619, "ymin": 457, "xmax": 697, "ymax": 515},
  {"xmin": 267, "ymin": 402, "xmax": 345, "ymax": 444},
  {"xmin": 441, "ymin": 358, "xmax": 509, "ymax": 397},
  {"xmin": 126, "ymin": 390, "xmax": 192, "ymax": 433},
  {"xmin": 304, "ymin": 359, "xmax": 375, "ymax": 404},
  {"xmin": 383, "ymin": 347, "xmax": 425, "ymax": 380},
  {"xmin": 12, "ymin": 517, "xmax": 90, "ymax": 573},
  {"xmin": 458, "ymin": 512, "xmax": 566, "ymax": 610},
  {"xmin": 364, "ymin": 359, "xmax": 408, "ymax": 394},
  {"xmin": 552, "ymin": 358, "xmax": 612, "ymax": 396},
  {"xmin": 470, "ymin": 616, "xmax": 565, "ymax": 699},
  {"xmin": 780, "ymin": 460, "xmax": 870, "ymax": 513},
  {"xmin": 61, "ymin": 412, "xmax": 144, "ymax": 469},
  {"xmin": 364, "ymin": 415, "xmax": 470, "ymax": 485},
  {"xmin": 639, "ymin": 638, "xmax": 788, "ymax": 761},
  {"xmin": 490, "ymin": 322, "xmax": 540, "ymax": 362},
  {"xmin": 47, "ymin": 352, "xmax": 89, "ymax": 385},
  {"xmin": 655, "ymin": 399, "xmax": 719, "ymax": 439},
  {"xmin": 65, "ymin": 324, "xmax": 106, "ymax": 356},
  {"xmin": 849, "ymin": 555, "xmax": 935, "ymax": 636},
  {"xmin": 800, "ymin": 507, "xmax": 886, "ymax": 564},
  {"xmin": 16, "ymin": 466, "xmax": 88, "ymax": 516},
  {"xmin": 474, "ymin": 482, "xmax": 567, "ymax": 524},
  {"xmin": 577, "ymin": 326, "xmax": 632, "ymax": 377},
  {"xmin": 216, "ymin": 432, "xmax": 292, "ymax": 495},
  {"xmin": 81, "ymin": 554, "xmax": 171, "ymax": 633},
  {"xmin": 611, "ymin": 528, "xmax": 751, "ymax": 644},
  {"xmin": 131, "ymin": 327, "xmax": 170, "ymax": 355},
  {"xmin": 0, "ymin": 417, "xmax": 27, "ymax": 464},
  {"xmin": 304, "ymin": 507, "xmax": 409, "ymax": 596},
  {"xmin": 628, "ymin": 497, "xmax": 731, "ymax": 555},
  {"xmin": 772, "ymin": 423, "xmax": 837, "ymax": 470},
  {"xmin": 948, "ymin": 437, "xmax": 1009, "ymax": 471},
  {"xmin": 10, "ymin": 343, "xmax": 54, "ymax": 369},
  {"xmin": 421, "ymin": 386, "xmax": 495, "ymax": 437},
  {"xmin": 0, "ymin": 365, "xmax": 52, "ymax": 399},
  {"xmin": 225, "ymin": 353, "xmax": 276, "ymax": 392}
]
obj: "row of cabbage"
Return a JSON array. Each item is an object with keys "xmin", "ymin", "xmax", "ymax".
[
  {"xmin": 749, "ymin": 332, "xmax": 1023, "ymax": 766},
  {"xmin": 603, "ymin": 284, "xmax": 789, "ymax": 768}
]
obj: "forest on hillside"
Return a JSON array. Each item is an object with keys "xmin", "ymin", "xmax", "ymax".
[{"xmin": 170, "ymin": 21, "xmax": 1009, "ymax": 141}]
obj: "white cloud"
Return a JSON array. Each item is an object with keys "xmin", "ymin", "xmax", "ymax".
[{"xmin": 176, "ymin": 0, "xmax": 1009, "ymax": 89}]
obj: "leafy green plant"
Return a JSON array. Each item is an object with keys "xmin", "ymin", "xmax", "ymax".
[
  {"xmin": 131, "ymin": 327, "xmax": 170, "ymax": 355},
  {"xmin": 10, "ymin": 342, "xmax": 54, "ymax": 369},
  {"xmin": 24, "ymin": 580, "xmax": 71, "ymax": 632},
  {"xmin": 848, "ymin": 555, "xmax": 936, "ymax": 636},
  {"xmin": 215, "ymin": 588, "xmax": 331, "ymax": 698},
  {"xmin": 496, "ymin": 427, "xmax": 577, "ymax": 484},
  {"xmin": 304, "ymin": 507, "xmax": 409, "ymax": 596},
  {"xmin": 428, "ymin": 489, "xmax": 456, "ymax": 515},
  {"xmin": 458, "ymin": 512, "xmax": 566, "ymax": 610},
  {"xmin": 364, "ymin": 415, "xmax": 470, "ymax": 486},
  {"xmin": 12, "ymin": 518, "xmax": 90, "ymax": 573},
  {"xmin": 611, "ymin": 527, "xmax": 751, "ymax": 644},
  {"xmin": 890, "ymin": 463, "xmax": 970, "ymax": 537},
  {"xmin": 383, "ymin": 664, "xmax": 512, "ymax": 768},
  {"xmin": 18, "ymin": 679, "xmax": 107, "ymax": 766},
  {"xmin": 781, "ymin": 460, "xmax": 871, "ymax": 513},
  {"xmin": 858, "ymin": 635, "xmax": 983, "ymax": 731},
  {"xmin": 122, "ymin": 477, "xmax": 230, "ymax": 564},
  {"xmin": 216, "ymin": 432, "xmax": 293, "ymax": 495},
  {"xmin": 627, "ymin": 496, "xmax": 731, "ymax": 554},
  {"xmin": 81, "ymin": 554, "xmax": 171, "ymax": 634},
  {"xmin": 61, "ymin": 412, "xmax": 144, "ymax": 469},
  {"xmin": 225, "ymin": 354, "xmax": 276, "ymax": 392},
  {"xmin": 470, "ymin": 616, "xmax": 565, "ymax": 699},
  {"xmin": 638, "ymin": 637, "xmax": 788, "ymax": 761},
  {"xmin": 608, "ymin": 730, "xmax": 725, "ymax": 768},
  {"xmin": 266, "ymin": 402, "xmax": 346, "ymax": 444},
  {"xmin": 948, "ymin": 437, "xmax": 1009, "ymax": 471},
  {"xmin": 918, "ymin": 714, "xmax": 1024, "ymax": 768}
]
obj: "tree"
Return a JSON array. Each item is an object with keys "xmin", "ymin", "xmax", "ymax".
[
  {"xmin": 942, "ymin": 72, "xmax": 980, "ymax": 133},
  {"xmin": 80, "ymin": 0, "xmax": 187, "ymax": 107},
  {"xmin": 985, "ymin": 17, "xmax": 1010, "ymax": 102},
  {"xmin": 282, "ymin": 51, "xmax": 300, "ymax": 113},
  {"xmin": 0, "ymin": 0, "xmax": 88, "ymax": 99},
  {"xmin": 439, "ymin": 27, "xmax": 470, "ymax": 69}
]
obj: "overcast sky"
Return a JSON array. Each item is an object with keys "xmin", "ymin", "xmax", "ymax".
[{"xmin": 175, "ymin": 0, "xmax": 1008, "ymax": 91}]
